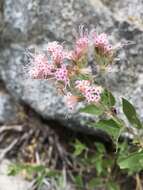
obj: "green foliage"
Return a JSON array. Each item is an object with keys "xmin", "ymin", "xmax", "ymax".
[
  {"xmin": 117, "ymin": 150, "xmax": 143, "ymax": 174},
  {"xmin": 122, "ymin": 98, "xmax": 142, "ymax": 129},
  {"xmin": 80, "ymin": 104, "xmax": 104, "ymax": 116},
  {"xmin": 74, "ymin": 175, "xmax": 84, "ymax": 189},
  {"xmin": 88, "ymin": 178, "xmax": 103, "ymax": 189},
  {"xmin": 8, "ymin": 163, "xmax": 45, "ymax": 177},
  {"xmin": 101, "ymin": 89, "xmax": 116, "ymax": 108},
  {"xmin": 91, "ymin": 119, "xmax": 121, "ymax": 140},
  {"xmin": 8, "ymin": 163, "xmax": 59, "ymax": 190},
  {"xmin": 72, "ymin": 140, "xmax": 121, "ymax": 190},
  {"xmin": 106, "ymin": 181, "xmax": 120, "ymax": 190},
  {"xmin": 77, "ymin": 90, "xmax": 143, "ymax": 189},
  {"xmin": 73, "ymin": 139, "xmax": 87, "ymax": 156},
  {"xmin": 7, "ymin": 83, "xmax": 143, "ymax": 190}
]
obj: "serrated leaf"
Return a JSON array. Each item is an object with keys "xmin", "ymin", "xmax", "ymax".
[
  {"xmin": 122, "ymin": 98, "xmax": 142, "ymax": 128},
  {"xmin": 101, "ymin": 89, "xmax": 116, "ymax": 107},
  {"xmin": 80, "ymin": 104, "xmax": 104, "ymax": 116},
  {"xmin": 117, "ymin": 150, "xmax": 143, "ymax": 174}
]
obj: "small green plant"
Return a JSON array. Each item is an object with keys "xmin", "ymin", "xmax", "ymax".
[
  {"xmin": 21, "ymin": 25, "xmax": 143, "ymax": 189},
  {"xmin": 8, "ymin": 163, "xmax": 61, "ymax": 190},
  {"xmin": 71, "ymin": 136, "xmax": 143, "ymax": 189},
  {"xmin": 72, "ymin": 141, "xmax": 120, "ymax": 190}
]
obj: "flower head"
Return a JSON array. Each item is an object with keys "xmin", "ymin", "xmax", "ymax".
[
  {"xmin": 54, "ymin": 65, "xmax": 69, "ymax": 86},
  {"xmin": 29, "ymin": 54, "xmax": 54, "ymax": 79},
  {"xmin": 66, "ymin": 36, "xmax": 88, "ymax": 62},
  {"xmin": 47, "ymin": 41, "xmax": 64, "ymax": 64},
  {"xmin": 26, "ymin": 28, "xmax": 119, "ymax": 112},
  {"xmin": 75, "ymin": 80, "xmax": 91, "ymax": 93},
  {"xmin": 75, "ymin": 36, "xmax": 88, "ymax": 50},
  {"xmin": 84, "ymin": 86, "xmax": 103, "ymax": 103},
  {"xmin": 93, "ymin": 33, "xmax": 113, "ymax": 55}
]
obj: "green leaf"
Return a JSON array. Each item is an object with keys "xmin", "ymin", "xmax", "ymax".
[
  {"xmin": 75, "ymin": 74, "xmax": 92, "ymax": 81},
  {"xmin": 95, "ymin": 158, "xmax": 103, "ymax": 175},
  {"xmin": 88, "ymin": 178, "xmax": 102, "ymax": 189},
  {"xmin": 101, "ymin": 89, "xmax": 116, "ymax": 107},
  {"xmin": 106, "ymin": 181, "xmax": 120, "ymax": 190},
  {"xmin": 74, "ymin": 175, "xmax": 84, "ymax": 188},
  {"xmin": 122, "ymin": 98, "xmax": 142, "ymax": 128},
  {"xmin": 95, "ymin": 142, "xmax": 106, "ymax": 154},
  {"xmin": 80, "ymin": 104, "xmax": 104, "ymax": 116},
  {"xmin": 8, "ymin": 164, "xmax": 21, "ymax": 176},
  {"xmin": 117, "ymin": 150, "xmax": 143, "ymax": 174},
  {"xmin": 73, "ymin": 140, "xmax": 86, "ymax": 157},
  {"xmin": 92, "ymin": 119, "xmax": 121, "ymax": 139}
]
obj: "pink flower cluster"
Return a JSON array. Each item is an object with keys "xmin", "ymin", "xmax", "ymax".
[
  {"xmin": 63, "ymin": 80, "xmax": 103, "ymax": 111},
  {"xmin": 75, "ymin": 80, "xmax": 103, "ymax": 104},
  {"xmin": 29, "ymin": 54, "xmax": 54, "ymax": 79},
  {"xmin": 47, "ymin": 42, "xmax": 65, "ymax": 64},
  {"xmin": 84, "ymin": 86, "xmax": 103, "ymax": 103},
  {"xmin": 29, "ymin": 42, "xmax": 69, "ymax": 87},
  {"xmin": 55, "ymin": 65, "xmax": 69, "ymax": 86},
  {"xmin": 92, "ymin": 33, "xmax": 113, "ymax": 56},
  {"xmin": 75, "ymin": 80, "xmax": 91, "ymax": 93},
  {"xmin": 27, "ymin": 28, "xmax": 116, "ymax": 111},
  {"xmin": 67, "ymin": 36, "xmax": 88, "ymax": 62}
]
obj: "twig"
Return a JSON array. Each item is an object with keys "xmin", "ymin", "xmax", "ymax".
[
  {"xmin": 0, "ymin": 139, "xmax": 18, "ymax": 161},
  {"xmin": 136, "ymin": 174, "xmax": 143, "ymax": 190},
  {"xmin": 0, "ymin": 125, "xmax": 23, "ymax": 134}
]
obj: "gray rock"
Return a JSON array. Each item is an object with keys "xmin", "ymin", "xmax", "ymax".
[
  {"xmin": 2, "ymin": 0, "xmax": 114, "ymax": 44},
  {"xmin": 100, "ymin": 0, "xmax": 143, "ymax": 30},
  {"xmin": 0, "ymin": 0, "xmax": 142, "ymax": 134},
  {"xmin": 0, "ymin": 90, "xmax": 19, "ymax": 124}
]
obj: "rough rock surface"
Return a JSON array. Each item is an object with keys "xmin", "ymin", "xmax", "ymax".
[
  {"xmin": 101, "ymin": 0, "xmax": 143, "ymax": 30},
  {"xmin": 0, "ymin": 0, "xmax": 143, "ymax": 133},
  {"xmin": 0, "ymin": 160, "xmax": 31, "ymax": 190},
  {"xmin": 1, "ymin": 0, "xmax": 114, "ymax": 43},
  {"xmin": 0, "ymin": 83, "xmax": 20, "ymax": 124}
]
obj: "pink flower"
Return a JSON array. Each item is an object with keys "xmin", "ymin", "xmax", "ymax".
[
  {"xmin": 66, "ymin": 37, "xmax": 88, "ymax": 62},
  {"xmin": 93, "ymin": 33, "xmax": 113, "ymax": 55},
  {"xmin": 94, "ymin": 33, "xmax": 108, "ymax": 46},
  {"xmin": 47, "ymin": 41, "xmax": 64, "ymax": 64},
  {"xmin": 54, "ymin": 65, "xmax": 69, "ymax": 86},
  {"xmin": 75, "ymin": 80, "xmax": 90, "ymax": 93},
  {"xmin": 66, "ymin": 49, "xmax": 82, "ymax": 62},
  {"xmin": 104, "ymin": 44, "xmax": 113, "ymax": 54},
  {"xmin": 84, "ymin": 86, "xmax": 103, "ymax": 103},
  {"xmin": 64, "ymin": 92, "xmax": 78, "ymax": 111},
  {"xmin": 29, "ymin": 54, "xmax": 54, "ymax": 79},
  {"xmin": 75, "ymin": 80, "xmax": 103, "ymax": 104},
  {"xmin": 75, "ymin": 36, "xmax": 88, "ymax": 50}
]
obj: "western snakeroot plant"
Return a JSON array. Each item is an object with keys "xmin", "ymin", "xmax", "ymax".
[{"xmin": 25, "ymin": 26, "xmax": 143, "ymax": 189}]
